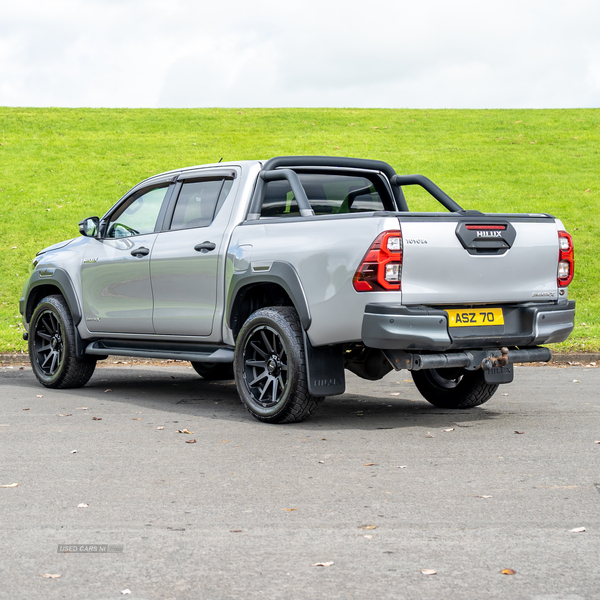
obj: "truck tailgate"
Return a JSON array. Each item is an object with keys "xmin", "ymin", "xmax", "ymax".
[{"xmin": 399, "ymin": 216, "xmax": 560, "ymax": 305}]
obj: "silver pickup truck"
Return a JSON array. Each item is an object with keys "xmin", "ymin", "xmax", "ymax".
[{"xmin": 20, "ymin": 156, "xmax": 575, "ymax": 423}]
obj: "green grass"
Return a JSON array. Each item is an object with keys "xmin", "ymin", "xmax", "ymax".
[{"xmin": 1, "ymin": 107, "xmax": 599, "ymax": 352}]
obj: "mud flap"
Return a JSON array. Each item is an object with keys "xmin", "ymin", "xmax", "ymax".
[
  {"xmin": 302, "ymin": 332, "xmax": 345, "ymax": 396},
  {"xmin": 483, "ymin": 364, "xmax": 514, "ymax": 384}
]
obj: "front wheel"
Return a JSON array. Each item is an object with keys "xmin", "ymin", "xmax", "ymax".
[
  {"xmin": 29, "ymin": 295, "xmax": 96, "ymax": 389},
  {"xmin": 411, "ymin": 367, "xmax": 498, "ymax": 409},
  {"xmin": 234, "ymin": 307, "xmax": 324, "ymax": 424}
]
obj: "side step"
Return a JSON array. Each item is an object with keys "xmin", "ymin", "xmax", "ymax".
[{"xmin": 85, "ymin": 341, "xmax": 234, "ymax": 363}]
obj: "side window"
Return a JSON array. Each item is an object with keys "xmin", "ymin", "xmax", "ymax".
[
  {"xmin": 170, "ymin": 178, "xmax": 231, "ymax": 231},
  {"xmin": 106, "ymin": 186, "xmax": 168, "ymax": 238}
]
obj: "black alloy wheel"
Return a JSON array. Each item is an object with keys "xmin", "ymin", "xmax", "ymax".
[
  {"xmin": 29, "ymin": 295, "xmax": 96, "ymax": 389},
  {"xmin": 33, "ymin": 308, "xmax": 64, "ymax": 376},
  {"xmin": 243, "ymin": 324, "xmax": 289, "ymax": 408},
  {"xmin": 234, "ymin": 307, "xmax": 324, "ymax": 424}
]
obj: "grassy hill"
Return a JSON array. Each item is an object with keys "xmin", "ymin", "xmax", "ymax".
[{"xmin": 0, "ymin": 107, "xmax": 598, "ymax": 352}]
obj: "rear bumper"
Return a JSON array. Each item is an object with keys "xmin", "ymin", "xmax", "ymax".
[{"xmin": 361, "ymin": 300, "xmax": 575, "ymax": 351}]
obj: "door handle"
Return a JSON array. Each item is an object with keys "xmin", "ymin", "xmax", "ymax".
[
  {"xmin": 131, "ymin": 247, "xmax": 150, "ymax": 258},
  {"xmin": 194, "ymin": 241, "xmax": 216, "ymax": 253}
]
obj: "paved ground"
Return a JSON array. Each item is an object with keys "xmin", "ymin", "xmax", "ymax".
[{"xmin": 0, "ymin": 362, "xmax": 599, "ymax": 600}]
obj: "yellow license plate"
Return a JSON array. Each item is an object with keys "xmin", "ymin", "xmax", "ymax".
[{"xmin": 446, "ymin": 308, "xmax": 504, "ymax": 327}]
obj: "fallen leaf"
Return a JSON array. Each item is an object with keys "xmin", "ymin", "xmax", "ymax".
[
  {"xmin": 360, "ymin": 525, "xmax": 377, "ymax": 530},
  {"xmin": 177, "ymin": 429, "xmax": 193, "ymax": 434},
  {"xmin": 104, "ymin": 389, "xmax": 112, "ymax": 393},
  {"xmin": 0, "ymin": 483, "xmax": 18, "ymax": 488},
  {"xmin": 364, "ymin": 463, "xmax": 376, "ymax": 466},
  {"xmin": 57, "ymin": 414, "xmax": 72, "ymax": 417},
  {"xmin": 514, "ymin": 431, "xmax": 525, "ymax": 434},
  {"xmin": 420, "ymin": 569, "xmax": 437, "ymax": 575},
  {"xmin": 312, "ymin": 562, "xmax": 334, "ymax": 567},
  {"xmin": 76, "ymin": 407, "xmax": 88, "ymax": 410},
  {"xmin": 318, "ymin": 461, "xmax": 325, "ymax": 464},
  {"xmin": 23, "ymin": 408, "xmax": 30, "ymax": 411},
  {"xmin": 40, "ymin": 573, "xmax": 61, "ymax": 578},
  {"xmin": 77, "ymin": 503, "xmax": 89, "ymax": 508},
  {"xmin": 473, "ymin": 495, "xmax": 493, "ymax": 498},
  {"xmin": 230, "ymin": 529, "xmax": 243, "ymax": 533},
  {"xmin": 426, "ymin": 432, "xmax": 434, "ymax": 438},
  {"xmin": 186, "ymin": 439, "xmax": 197, "ymax": 444},
  {"xmin": 70, "ymin": 450, "xmax": 77, "ymax": 454},
  {"xmin": 569, "ymin": 527, "xmax": 586, "ymax": 533},
  {"xmin": 156, "ymin": 426, "xmax": 164, "ymax": 430},
  {"xmin": 501, "ymin": 569, "xmax": 516, "ymax": 575},
  {"xmin": 219, "ymin": 440, "xmax": 229, "ymax": 443},
  {"xmin": 92, "ymin": 417, "xmax": 102, "ymax": 421},
  {"xmin": 131, "ymin": 418, "xmax": 141, "ymax": 420},
  {"xmin": 284, "ymin": 508, "xmax": 297, "ymax": 512}
]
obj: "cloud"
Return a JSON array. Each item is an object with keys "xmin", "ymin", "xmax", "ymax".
[{"xmin": 1, "ymin": 0, "xmax": 599, "ymax": 108}]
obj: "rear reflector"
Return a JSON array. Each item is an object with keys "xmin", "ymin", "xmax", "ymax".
[
  {"xmin": 353, "ymin": 230, "xmax": 402, "ymax": 292},
  {"xmin": 557, "ymin": 230, "xmax": 574, "ymax": 287}
]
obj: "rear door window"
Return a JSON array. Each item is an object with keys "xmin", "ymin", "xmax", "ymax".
[{"xmin": 170, "ymin": 178, "xmax": 233, "ymax": 230}]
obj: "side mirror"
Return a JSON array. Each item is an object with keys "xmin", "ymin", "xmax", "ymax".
[{"xmin": 79, "ymin": 217, "xmax": 100, "ymax": 238}]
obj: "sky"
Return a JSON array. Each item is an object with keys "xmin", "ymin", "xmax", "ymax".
[{"xmin": 1, "ymin": 0, "xmax": 599, "ymax": 109}]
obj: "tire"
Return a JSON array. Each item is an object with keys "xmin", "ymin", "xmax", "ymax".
[
  {"xmin": 233, "ymin": 307, "xmax": 324, "ymax": 424},
  {"xmin": 28, "ymin": 295, "xmax": 96, "ymax": 389},
  {"xmin": 191, "ymin": 362, "xmax": 234, "ymax": 380},
  {"xmin": 411, "ymin": 367, "xmax": 498, "ymax": 409}
]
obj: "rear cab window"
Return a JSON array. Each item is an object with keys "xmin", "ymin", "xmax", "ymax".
[{"xmin": 260, "ymin": 171, "xmax": 394, "ymax": 218}]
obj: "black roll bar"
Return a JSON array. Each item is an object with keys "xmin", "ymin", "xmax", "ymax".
[
  {"xmin": 246, "ymin": 156, "xmax": 463, "ymax": 220},
  {"xmin": 260, "ymin": 169, "xmax": 315, "ymax": 217},
  {"xmin": 390, "ymin": 174, "xmax": 463, "ymax": 212}
]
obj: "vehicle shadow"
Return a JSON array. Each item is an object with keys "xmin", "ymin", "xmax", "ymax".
[{"xmin": 3, "ymin": 365, "xmax": 501, "ymax": 431}]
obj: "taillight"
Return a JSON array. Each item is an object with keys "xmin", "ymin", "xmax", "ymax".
[
  {"xmin": 353, "ymin": 230, "xmax": 402, "ymax": 292},
  {"xmin": 557, "ymin": 230, "xmax": 574, "ymax": 287}
]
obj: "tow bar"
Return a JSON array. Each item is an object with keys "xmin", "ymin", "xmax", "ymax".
[{"xmin": 383, "ymin": 346, "xmax": 551, "ymax": 384}]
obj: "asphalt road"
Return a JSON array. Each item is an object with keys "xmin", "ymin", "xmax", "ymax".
[{"xmin": 1, "ymin": 361, "xmax": 599, "ymax": 600}]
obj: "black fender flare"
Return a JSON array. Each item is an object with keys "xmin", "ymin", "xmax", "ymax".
[
  {"xmin": 227, "ymin": 261, "xmax": 311, "ymax": 332},
  {"xmin": 23, "ymin": 268, "xmax": 82, "ymax": 327}
]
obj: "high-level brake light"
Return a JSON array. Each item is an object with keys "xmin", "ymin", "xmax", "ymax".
[
  {"xmin": 557, "ymin": 230, "xmax": 574, "ymax": 287},
  {"xmin": 353, "ymin": 230, "xmax": 402, "ymax": 292}
]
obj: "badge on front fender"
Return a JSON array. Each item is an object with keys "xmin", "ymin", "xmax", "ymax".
[{"xmin": 483, "ymin": 364, "xmax": 514, "ymax": 384}]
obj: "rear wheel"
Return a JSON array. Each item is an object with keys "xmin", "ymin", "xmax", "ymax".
[
  {"xmin": 190, "ymin": 362, "xmax": 234, "ymax": 380},
  {"xmin": 411, "ymin": 367, "xmax": 498, "ymax": 409},
  {"xmin": 29, "ymin": 295, "xmax": 96, "ymax": 389},
  {"xmin": 234, "ymin": 307, "xmax": 324, "ymax": 424}
]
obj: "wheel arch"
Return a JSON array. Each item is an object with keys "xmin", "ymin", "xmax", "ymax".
[
  {"xmin": 227, "ymin": 262, "xmax": 311, "ymax": 339},
  {"xmin": 25, "ymin": 269, "xmax": 82, "ymax": 326}
]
